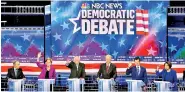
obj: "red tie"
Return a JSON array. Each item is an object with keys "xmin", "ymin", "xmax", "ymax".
[{"xmin": 106, "ymin": 65, "xmax": 109, "ymax": 73}]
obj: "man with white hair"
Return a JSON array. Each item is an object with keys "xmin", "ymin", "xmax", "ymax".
[
  {"xmin": 66, "ymin": 56, "xmax": 86, "ymax": 78},
  {"xmin": 7, "ymin": 60, "xmax": 25, "ymax": 79},
  {"xmin": 97, "ymin": 55, "xmax": 117, "ymax": 79}
]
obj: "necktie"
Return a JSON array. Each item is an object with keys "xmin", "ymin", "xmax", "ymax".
[
  {"xmin": 15, "ymin": 69, "xmax": 18, "ymax": 78},
  {"xmin": 137, "ymin": 67, "xmax": 140, "ymax": 75},
  {"xmin": 106, "ymin": 65, "xmax": 109, "ymax": 73},
  {"xmin": 76, "ymin": 64, "xmax": 78, "ymax": 71}
]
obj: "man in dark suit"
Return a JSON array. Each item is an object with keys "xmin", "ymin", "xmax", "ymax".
[
  {"xmin": 66, "ymin": 56, "xmax": 85, "ymax": 78},
  {"xmin": 126, "ymin": 57, "xmax": 148, "ymax": 84},
  {"xmin": 7, "ymin": 61, "xmax": 25, "ymax": 79},
  {"xmin": 97, "ymin": 55, "xmax": 117, "ymax": 79}
]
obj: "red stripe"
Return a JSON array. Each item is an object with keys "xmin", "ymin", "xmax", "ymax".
[
  {"xmin": 136, "ymin": 9, "xmax": 142, "ymax": 13},
  {"xmin": 136, "ymin": 31, "xmax": 145, "ymax": 35},
  {"xmin": 2, "ymin": 64, "xmax": 185, "ymax": 73},
  {"xmin": 136, "ymin": 24, "xmax": 149, "ymax": 28},
  {"xmin": 136, "ymin": 17, "xmax": 149, "ymax": 21},
  {"xmin": 142, "ymin": 10, "xmax": 148, "ymax": 14}
]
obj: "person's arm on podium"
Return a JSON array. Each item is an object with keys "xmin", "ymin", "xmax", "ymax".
[
  {"xmin": 143, "ymin": 68, "xmax": 148, "ymax": 84},
  {"xmin": 36, "ymin": 52, "xmax": 44, "ymax": 69},
  {"xmin": 20, "ymin": 68, "xmax": 26, "ymax": 79},
  {"xmin": 173, "ymin": 70, "xmax": 178, "ymax": 87},
  {"xmin": 7, "ymin": 68, "xmax": 11, "ymax": 79},
  {"xmin": 52, "ymin": 69, "xmax": 56, "ymax": 79},
  {"xmin": 112, "ymin": 65, "xmax": 117, "ymax": 79},
  {"xmin": 97, "ymin": 64, "xmax": 102, "ymax": 79},
  {"xmin": 81, "ymin": 63, "xmax": 86, "ymax": 78}
]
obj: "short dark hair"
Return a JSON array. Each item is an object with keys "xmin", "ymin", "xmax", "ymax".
[
  {"xmin": 164, "ymin": 61, "xmax": 172, "ymax": 68},
  {"xmin": 134, "ymin": 57, "xmax": 140, "ymax": 62}
]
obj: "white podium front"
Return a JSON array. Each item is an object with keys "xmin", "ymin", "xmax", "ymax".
[
  {"xmin": 8, "ymin": 79, "xmax": 24, "ymax": 91},
  {"xmin": 126, "ymin": 80, "xmax": 145, "ymax": 91},
  {"xmin": 38, "ymin": 79, "xmax": 55, "ymax": 92},
  {"xmin": 67, "ymin": 78, "xmax": 85, "ymax": 92},
  {"xmin": 154, "ymin": 81, "xmax": 171, "ymax": 91},
  {"xmin": 98, "ymin": 79, "xmax": 115, "ymax": 92}
]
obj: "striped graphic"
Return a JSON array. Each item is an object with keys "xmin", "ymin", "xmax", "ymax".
[
  {"xmin": 136, "ymin": 9, "xmax": 149, "ymax": 35},
  {"xmin": 1, "ymin": 61, "xmax": 185, "ymax": 78}
]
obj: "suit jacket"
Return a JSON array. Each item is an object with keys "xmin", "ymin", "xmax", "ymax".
[
  {"xmin": 36, "ymin": 62, "xmax": 56, "ymax": 79},
  {"xmin": 126, "ymin": 66, "xmax": 148, "ymax": 84},
  {"xmin": 7, "ymin": 68, "xmax": 25, "ymax": 79},
  {"xmin": 66, "ymin": 61, "xmax": 86, "ymax": 78},
  {"xmin": 97, "ymin": 63, "xmax": 117, "ymax": 79}
]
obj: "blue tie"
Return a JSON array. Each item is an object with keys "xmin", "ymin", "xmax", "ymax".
[{"xmin": 137, "ymin": 67, "xmax": 140, "ymax": 75}]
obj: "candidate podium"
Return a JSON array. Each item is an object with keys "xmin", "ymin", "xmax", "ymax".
[
  {"xmin": 8, "ymin": 79, "xmax": 24, "ymax": 91},
  {"xmin": 67, "ymin": 78, "xmax": 85, "ymax": 92},
  {"xmin": 38, "ymin": 79, "xmax": 55, "ymax": 91},
  {"xmin": 154, "ymin": 81, "xmax": 171, "ymax": 91},
  {"xmin": 98, "ymin": 79, "xmax": 115, "ymax": 91},
  {"xmin": 126, "ymin": 80, "xmax": 145, "ymax": 91}
]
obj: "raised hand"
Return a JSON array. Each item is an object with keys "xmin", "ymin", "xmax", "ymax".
[{"xmin": 128, "ymin": 62, "xmax": 132, "ymax": 68}]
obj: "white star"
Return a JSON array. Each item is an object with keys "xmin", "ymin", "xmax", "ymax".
[
  {"xmin": 147, "ymin": 47, "xmax": 157, "ymax": 56},
  {"xmin": 150, "ymin": 30, "xmax": 159, "ymax": 36},
  {"xmin": 91, "ymin": 37, "xmax": 96, "ymax": 43},
  {"xmin": 30, "ymin": 40, "xmax": 34, "ymax": 45},
  {"xmin": 53, "ymin": 33, "xmax": 61, "ymax": 41},
  {"xmin": 159, "ymin": 41, "xmax": 166, "ymax": 47},
  {"xmin": 77, "ymin": 41, "xmax": 84, "ymax": 49},
  {"xmin": 52, "ymin": 15, "xmax": 58, "ymax": 22},
  {"xmin": 5, "ymin": 38, "xmax": 10, "ymax": 43},
  {"xmin": 69, "ymin": 11, "xmax": 81, "ymax": 34},
  {"xmin": 60, "ymin": 22, "xmax": 69, "ymax": 30},
  {"xmin": 168, "ymin": 44, "xmax": 177, "ymax": 52},
  {"xmin": 176, "ymin": 34, "xmax": 184, "ymax": 41},
  {"xmin": 100, "ymin": 42, "xmax": 108, "ymax": 51},
  {"xmin": 65, "ymin": 39, "xmax": 71, "ymax": 47},
  {"xmin": 56, "ymin": 7, "xmax": 61, "ymax": 13},
  {"xmin": 21, "ymin": 33, "xmax": 30, "ymax": 41},
  {"xmin": 112, "ymin": 51, "xmax": 118, "ymax": 58},
  {"xmin": 154, "ymin": 13, "xmax": 161, "ymax": 20},
  {"xmin": 157, "ymin": 2, "xmax": 163, "ymax": 9},
  {"xmin": 109, "ymin": 35, "xmax": 116, "ymax": 40},
  {"xmin": 15, "ymin": 44, "xmax": 22, "ymax": 52},
  {"xmin": 119, "ymin": 39, "xmax": 125, "ymax": 47},
  {"xmin": 59, "ymin": 51, "xmax": 64, "ymax": 55},
  {"xmin": 51, "ymin": 45, "xmax": 54, "ymax": 51},
  {"xmin": 135, "ymin": 5, "xmax": 142, "ymax": 9}
]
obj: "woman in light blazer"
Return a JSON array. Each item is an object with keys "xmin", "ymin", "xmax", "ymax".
[{"xmin": 36, "ymin": 52, "xmax": 56, "ymax": 79}]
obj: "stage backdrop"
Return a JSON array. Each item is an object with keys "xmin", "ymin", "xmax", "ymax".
[{"xmin": 1, "ymin": 1, "xmax": 185, "ymax": 78}]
